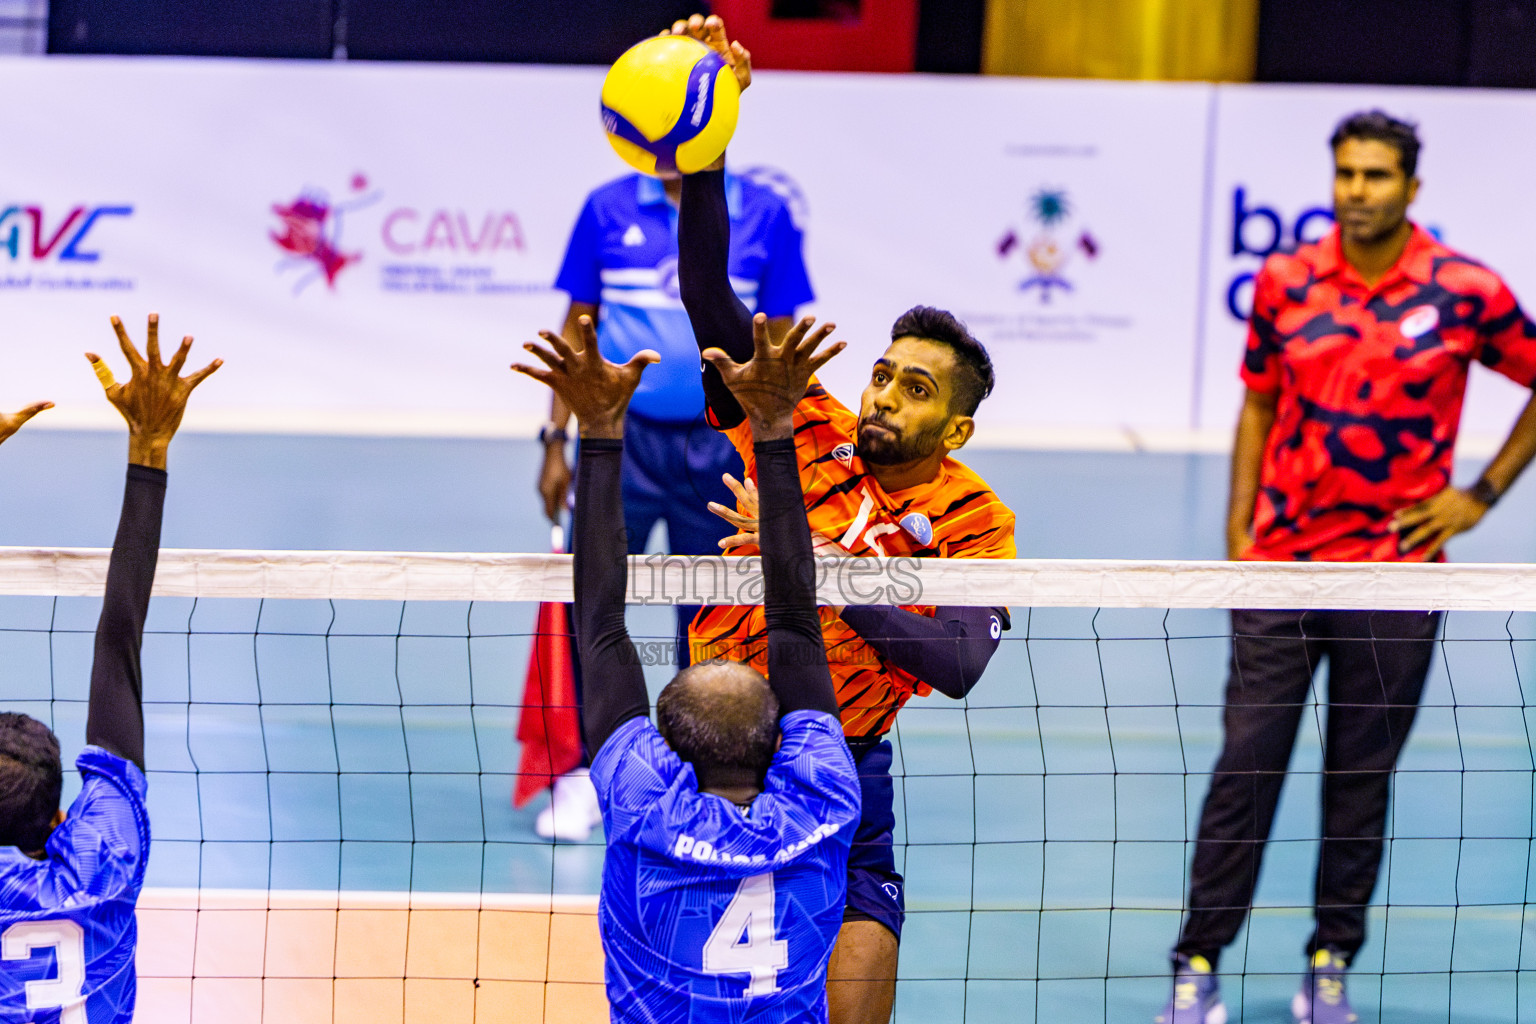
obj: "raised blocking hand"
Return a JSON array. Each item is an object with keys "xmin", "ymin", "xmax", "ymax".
[
  {"xmin": 512, "ymin": 314, "xmax": 658, "ymax": 440},
  {"xmin": 88, "ymin": 314, "xmax": 222, "ymax": 469},
  {"xmin": 0, "ymin": 401, "xmax": 53, "ymax": 447},
  {"xmin": 702, "ymin": 313, "xmax": 844, "ymax": 441}
]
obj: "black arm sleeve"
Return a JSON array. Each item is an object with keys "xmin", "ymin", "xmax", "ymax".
[
  {"xmin": 837, "ymin": 604, "xmax": 1008, "ymax": 700},
  {"xmin": 85, "ymin": 464, "xmax": 166, "ymax": 770},
  {"xmin": 678, "ymin": 168, "xmax": 755, "ymax": 430},
  {"xmin": 755, "ymin": 438, "xmax": 839, "ymax": 718},
  {"xmin": 573, "ymin": 438, "xmax": 650, "ymax": 754}
]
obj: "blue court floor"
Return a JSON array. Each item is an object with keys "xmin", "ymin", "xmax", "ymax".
[{"xmin": 5, "ymin": 429, "xmax": 1536, "ymax": 1022}]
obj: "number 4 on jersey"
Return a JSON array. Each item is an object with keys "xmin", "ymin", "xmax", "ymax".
[{"xmin": 702, "ymin": 871, "xmax": 789, "ymax": 997}]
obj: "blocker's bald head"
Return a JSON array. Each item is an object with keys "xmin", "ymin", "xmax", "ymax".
[
  {"xmin": 656, "ymin": 660, "xmax": 780, "ymax": 785},
  {"xmin": 0, "ymin": 712, "xmax": 63, "ymax": 852}
]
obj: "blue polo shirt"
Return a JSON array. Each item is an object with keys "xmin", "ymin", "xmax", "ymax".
[{"xmin": 555, "ymin": 172, "xmax": 814, "ymax": 423}]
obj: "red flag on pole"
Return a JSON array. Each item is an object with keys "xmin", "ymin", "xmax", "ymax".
[{"xmin": 513, "ymin": 526, "xmax": 582, "ymax": 808}]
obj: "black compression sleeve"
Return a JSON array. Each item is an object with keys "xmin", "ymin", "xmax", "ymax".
[
  {"xmin": 838, "ymin": 604, "xmax": 1008, "ymax": 700},
  {"xmin": 678, "ymin": 168, "xmax": 754, "ymax": 429},
  {"xmin": 573, "ymin": 438, "xmax": 649, "ymax": 753},
  {"xmin": 85, "ymin": 464, "xmax": 166, "ymax": 770},
  {"xmin": 756, "ymin": 438, "xmax": 839, "ymax": 718}
]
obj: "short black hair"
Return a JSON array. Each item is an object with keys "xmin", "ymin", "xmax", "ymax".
[
  {"xmin": 0, "ymin": 712, "xmax": 63, "ymax": 852},
  {"xmin": 889, "ymin": 305, "xmax": 995, "ymax": 416},
  {"xmin": 656, "ymin": 661, "xmax": 779, "ymax": 782},
  {"xmin": 1330, "ymin": 110, "xmax": 1421, "ymax": 178}
]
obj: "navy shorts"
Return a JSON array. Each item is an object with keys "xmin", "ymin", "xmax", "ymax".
[{"xmin": 843, "ymin": 738, "xmax": 905, "ymax": 942}]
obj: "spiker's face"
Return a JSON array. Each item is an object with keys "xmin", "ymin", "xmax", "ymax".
[
  {"xmin": 856, "ymin": 338, "xmax": 962, "ymax": 466},
  {"xmin": 1332, "ymin": 137, "xmax": 1417, "ymax": 246}
]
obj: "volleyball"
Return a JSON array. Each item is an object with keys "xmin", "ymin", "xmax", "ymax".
[{"xmin": 600, "ymin": 35, "xmax": 741, "ymax": 176}]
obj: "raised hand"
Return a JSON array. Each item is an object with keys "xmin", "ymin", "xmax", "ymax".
[
  {"xmin": 512, "ymin": 314, "xmax": 658, "ymax": 440},
  {"xmin": 701, "ymin": 313, "xmax": 844, "ymax": 441},
  {"xmin": 0, "ymin": 401, "xmax": 54, "ymax": 447},
  {"xmin": 88, "ymin": 313, "xmax": 222, "ymax": 469},
  {"xmin": 666, "ymin": 13, "xmax": 751, "ymax": 93}
]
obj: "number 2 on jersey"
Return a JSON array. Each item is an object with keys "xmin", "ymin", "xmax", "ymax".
[
  {"xmin": 2, "ymin": 919, "xmax": 88, "ymax": 1023},
  {"xmin": 702, "ymin": 871, "xmax": 789, "ymax": 997}
]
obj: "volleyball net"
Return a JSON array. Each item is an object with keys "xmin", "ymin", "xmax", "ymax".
[{"xmin": 2, "ymin": 548, "xmax": 1534, "ymax": 1024}]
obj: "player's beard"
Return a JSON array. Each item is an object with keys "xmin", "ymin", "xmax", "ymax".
[{"xmin": 856, "ymin": 416, "xmax": 946, "ymax": 466}]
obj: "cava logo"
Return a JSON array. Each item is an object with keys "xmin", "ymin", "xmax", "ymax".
[{"xmin": 997, "ymin": 187, "xmax": 1099, "ymax": 303}]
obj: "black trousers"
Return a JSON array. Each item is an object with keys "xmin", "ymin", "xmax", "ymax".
[{"xmin": 1175, "ymin": 608, "xmax": 1441, "ymax": 966}]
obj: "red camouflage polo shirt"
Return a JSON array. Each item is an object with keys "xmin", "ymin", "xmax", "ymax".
[{"xmin": 1243, "ymin": 224, "xmax": 1536, "ymax": 562}]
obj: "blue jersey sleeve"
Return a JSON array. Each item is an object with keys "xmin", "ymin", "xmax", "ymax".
[
  {"xmin": 755, "ymin": 202, "xmax": 814, "ymax": 319},
  {"xmin": 49, "ymin": 746, "xmax": 150, "ymax": 898},
  {"xmin": 590, "ymin": 716, "xmax": 689, "ymax": 843},
  {"xmin": 762, "ymin": 711, "xmax": 859, "ymax": 833},
  {"xmin": 554, "ymin": 195, "xmax": 604, "ymax": 304}
]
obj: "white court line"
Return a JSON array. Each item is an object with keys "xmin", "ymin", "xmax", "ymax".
[{"xmin": 137, "ymin": 888, "xmax": 599, "ymax": 912}]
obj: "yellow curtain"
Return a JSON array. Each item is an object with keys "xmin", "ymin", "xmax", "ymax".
[{"xmin": 982, "ymin": 0, "xmax": 1257, "ymax": 81}]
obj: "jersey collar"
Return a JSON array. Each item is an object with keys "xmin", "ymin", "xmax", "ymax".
[
  {"xmin": 1313, "ymin": 221, "xmax": 1437, "ymax": 291},
  {"xmin": 636, "ymin": 172, "xmax": 744, "ymax": 219}
]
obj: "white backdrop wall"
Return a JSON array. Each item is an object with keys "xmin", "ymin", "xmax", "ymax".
[{"xmin": 2, "ymin": 58, "xmax": 1535, "ymax": 450}]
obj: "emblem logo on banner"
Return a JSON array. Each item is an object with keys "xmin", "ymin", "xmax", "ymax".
[
  {"xmin": 996, "ymin": 187, "xmax": 1100, "ymax": 303},
  {"xmin": 270, "ymin": 175, "xmax": 378, "ymax": 294}
]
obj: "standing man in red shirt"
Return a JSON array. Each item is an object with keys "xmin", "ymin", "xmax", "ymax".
[{"xmin": 1157, "ymin": 111, "xmax": 1536, "ymax": 1024}]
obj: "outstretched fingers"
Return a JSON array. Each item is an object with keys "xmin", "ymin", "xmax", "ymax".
[
  {"xmin": 511, "ymin": 362, "xmax": 556, "ymax": 386},
  {"xmin": 145, "ymin": 312, "xmax": 161, "ymax": 367},
  {"xmin": 15, "ymin": 401, "xmax": 54, "ymax": 422},
  {"xmin": 167, "ymin": 336, "xmax": 193, "ymax": 376},
  {"xmin": 700, "ymin": 346, "xmax": 743, "ymax": 377},
  {"xmin": 792, "ymin": 320, "xmax": 835, "ymax": 356},
  {"xmin": 110, "ymin": 316, "xmax": 146, "ymax": 373},
  {"xmin": 805, "ymin": 340, "xmax": 847, "ymax": 376},
  {"xmin": 750, "ymin": 312, "xmax": 776, "ymax": 359},
  {"xmin": 522, "ymin": 339, "xmax": 567, "ymax": 373},
  {"xmin": 622, "ymin": 349, "xmax": 661, "ymax": 372},
  {"xmin": 85, "ymin": 352, "xmax": 118, "ymax": 392},
  {"xmin": 184, "ymin": 356, "xmax": 223, "ymax": 390}
]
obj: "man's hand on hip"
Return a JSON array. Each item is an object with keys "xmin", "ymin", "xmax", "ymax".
[{"xmin": 1392, "ymin": 486, "xmax": 1489, "ymax": 559}]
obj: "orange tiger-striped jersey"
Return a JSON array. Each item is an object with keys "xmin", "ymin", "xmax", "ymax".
[{"xmin": 689, "ymin": 379, "xmax": 1016, "ymax": 739}]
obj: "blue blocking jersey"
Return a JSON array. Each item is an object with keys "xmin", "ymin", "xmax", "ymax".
[
  {"xmin": 591, "ymin": 711, "xmax": 860, "ymax": 1023},
  {"xmin": 0, "ymin": 747, "xmax": 150, "ymax": 1024}
]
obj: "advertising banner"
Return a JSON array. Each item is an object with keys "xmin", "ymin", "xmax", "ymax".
[
  {"xmin": 0, "ymin": 58, "xmax": 1210, "ymax": 442},
  {"xmin": 4, "ymin": 59, "xmax": 1535, "ymax": 450}
]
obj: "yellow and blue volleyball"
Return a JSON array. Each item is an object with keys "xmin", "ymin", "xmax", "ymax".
[{"xmin": 600, "ymin": 35, "xmax": 741, "ymax": 176}]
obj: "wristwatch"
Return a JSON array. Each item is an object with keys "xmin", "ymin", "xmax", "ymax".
[
  {"xmin": 1469, "ymin": 476, "xmax": 1501, "ymax": 508},
  {"xmin": 538, "ymin": 423, "xmax": 568, "ymax": 446}
]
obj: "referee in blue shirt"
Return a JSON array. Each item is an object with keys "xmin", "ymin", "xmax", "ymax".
[{"xmin": 532, "ymin": 169, "xmax": 815, "ymax": 840}]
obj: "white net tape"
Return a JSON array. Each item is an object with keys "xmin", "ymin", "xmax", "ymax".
[{"xmin": 2, "ymin": 546, "xmax": 1536, "ymax": 610}]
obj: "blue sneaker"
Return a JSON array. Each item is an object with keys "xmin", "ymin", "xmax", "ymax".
[
  {"xmin": 1155, "ymin": 955, "xmax": 1227, "ymax": 1024},
  {"xmin": 1292, "ymin": 949, "xmax": 1358, "ymax": 1024}
]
